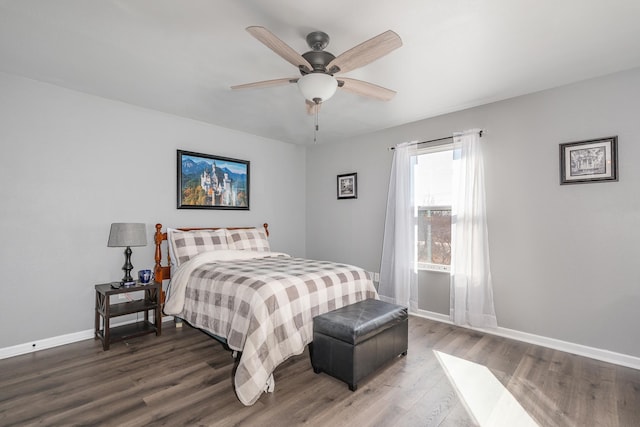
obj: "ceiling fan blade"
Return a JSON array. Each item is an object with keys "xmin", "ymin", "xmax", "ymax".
[
  {"xmin": 338, "ymin": 78, "xmax": 396, "ymax": 101},
  {"xmin": 231, "ymin": 77, "xmax": 298, "ymax": 90},
  {"xmin": 246, "ymin": 26, "xmax": 313, "ymax": 72},
  {"xmin": 328, "ymin": 30, "xmax": 402, "ymax": 74},
  {"xmin": 305, "ymin": 100, "xmax": 321, "ymax": 115}
]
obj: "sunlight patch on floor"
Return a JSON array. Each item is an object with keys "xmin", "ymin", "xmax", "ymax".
[{"xmin": 435, "ymin": 351, "xmax": 539, "ymax": 427}]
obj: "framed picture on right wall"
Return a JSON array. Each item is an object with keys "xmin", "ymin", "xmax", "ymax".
[{"xmin": 559, "ymin": 136, "xmax": 618, "ymax": 185}]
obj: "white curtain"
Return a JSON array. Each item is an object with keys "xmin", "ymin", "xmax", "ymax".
[
  {"xmin": 379, "ymin": 142, "xmax": 418, "ymax": 311},
  {"xmin": 450, "ymin": 129, "xmax": 497, "ymax": 328}
]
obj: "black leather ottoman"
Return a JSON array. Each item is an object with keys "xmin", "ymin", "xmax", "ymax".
[{"xmin": 311, "ymin": 298, "xmax": 408, "ymax": 391}]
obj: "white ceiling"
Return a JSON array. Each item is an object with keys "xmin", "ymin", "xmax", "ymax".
[{"xmin": 1, "ymin": 0, "xmax": 640, "ymax": 145}]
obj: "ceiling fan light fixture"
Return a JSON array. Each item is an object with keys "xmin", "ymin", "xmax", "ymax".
[{"xmin": 297, "ymin": 73, "xmax": 337, "ymax": 103}]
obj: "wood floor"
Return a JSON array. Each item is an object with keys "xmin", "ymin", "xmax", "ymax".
[{"xmin": 1, "ymin": 317, "xmax": 639, "ymax": 426}]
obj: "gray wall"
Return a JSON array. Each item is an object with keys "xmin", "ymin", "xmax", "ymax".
[
  {"xmin": 306, "ymin": 67, "xmax": 640, "ymax": 358},
  {"xmin": 0, "ymin": 72, "xmax": 306, "ymax": 349}
]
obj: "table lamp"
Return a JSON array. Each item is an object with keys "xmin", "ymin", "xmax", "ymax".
[{"xmin": 108, "ymin": 223, "xmax": 147, "ymax": 286}]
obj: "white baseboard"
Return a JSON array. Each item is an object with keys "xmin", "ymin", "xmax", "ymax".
[
  {"xmin": 0, "ymin": 316, "xmax": 175, "ymax": 360},
  {"xmin": 413, "ymin": 309, "xmax": 640, "ymax": 370}
]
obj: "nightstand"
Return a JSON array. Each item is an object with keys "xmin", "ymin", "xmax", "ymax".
[{"xmin": 94, "ymin": 281, "xmax": 162, "ymax": 350}]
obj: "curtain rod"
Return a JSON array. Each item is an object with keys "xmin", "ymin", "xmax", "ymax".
[{"xmin": 388, "ymin": 130, "xmax": 483, "ymax": 151}]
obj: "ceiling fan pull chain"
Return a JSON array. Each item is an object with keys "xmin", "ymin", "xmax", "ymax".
[{"xmin": 313, "ymin": 98, "xmax": 321, "ymax": 143}]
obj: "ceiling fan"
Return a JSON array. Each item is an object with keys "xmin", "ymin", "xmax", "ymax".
[{"xmin": 231, "ymin": 26, "xmax": 402, "ymax": 114}]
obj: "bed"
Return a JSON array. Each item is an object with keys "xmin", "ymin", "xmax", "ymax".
[{"xmin": 153, "ymin": 223, "xmax": 378, "ymax": 406}]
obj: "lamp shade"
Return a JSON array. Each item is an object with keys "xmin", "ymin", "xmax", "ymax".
[
  {"xmin": 107, "ymin": 223, "xmax": 147, "ymax": 247},
  {"xmin": 297, "ymin": 73, "xmax": 338, "ymax": 103}
]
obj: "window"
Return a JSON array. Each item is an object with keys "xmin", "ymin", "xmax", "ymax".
[{"xmin": 414, "ymin": 145, "xmax": 453, "ymax": 272}]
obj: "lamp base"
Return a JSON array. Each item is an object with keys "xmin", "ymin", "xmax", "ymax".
[{"xmin": 121, "ymin": 246, "xmax": 135, "ymax": 285}]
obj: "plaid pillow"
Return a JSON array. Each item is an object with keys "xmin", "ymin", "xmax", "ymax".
[
  {"xmin": 168, "ymin": 229, "xmax": 230, "ymax": 266},
  {"xmin": 227, "ymin": 228, "xmax": 270, "ymax": 252}
]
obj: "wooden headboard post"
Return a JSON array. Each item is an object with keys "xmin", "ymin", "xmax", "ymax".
[{"xmin": 154, "ymin": 223, "xmax": 171, "ymax": 287}]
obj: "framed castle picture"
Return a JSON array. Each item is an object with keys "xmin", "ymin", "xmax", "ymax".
[{"xmin": 177, "ymin": 150, "xmax": 250, "ymax": 210}]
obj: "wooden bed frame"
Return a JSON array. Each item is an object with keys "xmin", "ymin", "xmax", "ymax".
[{"xmin": 153, "ymin": 223, "xmax": 270, "ymax": 297}]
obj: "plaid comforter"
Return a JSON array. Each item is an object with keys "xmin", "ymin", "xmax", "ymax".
[{"xmin": 164, "ymin": 251, "xmax": 378, "ymax": 406}]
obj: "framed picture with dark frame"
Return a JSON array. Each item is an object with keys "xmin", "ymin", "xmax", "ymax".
[
  {"xmin": 559, "ymin": 136, "xmax": 618, "ymax": 185},
  {"xmin": 177, "ymin": 150, "xmax": 250, "ymax": 210},
  {"xmin": 337, "ymin": 172, "xmax": 357, "ymax": 199}
]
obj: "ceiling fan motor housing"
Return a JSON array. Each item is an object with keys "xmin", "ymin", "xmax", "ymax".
[
  {"xmin": 301, "ymin": 50, "xmax": 336, "ymax": 74},
  {"xmin": 301, "ymin": 31, "xmax": 337, "ymax": 74}
]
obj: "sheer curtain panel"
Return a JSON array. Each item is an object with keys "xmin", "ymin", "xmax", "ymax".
[
  {"xmin": 379, "ymin": 142, "xmax": 418, "ymax": 311},
  {"xmin": 450, "ymin": 129, "xmax": 497, "ymax": 328}
]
